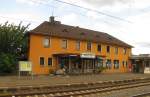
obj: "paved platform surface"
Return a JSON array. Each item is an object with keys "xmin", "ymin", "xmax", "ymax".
[{"xmin": 0, "ymin": 73, "xmax": 149, "ymax": 88}]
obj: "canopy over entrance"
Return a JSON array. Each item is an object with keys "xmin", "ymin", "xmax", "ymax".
[{"xmin": 53, "ymin": 53, "xmax": 106, "ymax": 74}]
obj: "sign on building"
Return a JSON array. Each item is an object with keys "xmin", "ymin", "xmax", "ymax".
[{"xmin": 80, "ymin": 52, "xmax": 95, "ymax": 58}]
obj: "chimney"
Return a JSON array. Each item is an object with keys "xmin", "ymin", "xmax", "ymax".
[{"xmin": 49, "ymin": 16, "xmax": 55, "ymax": 23}]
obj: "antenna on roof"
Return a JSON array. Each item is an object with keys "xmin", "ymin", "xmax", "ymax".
[
  {"xmin": 49, "ymin": 7, "xmax": 55, "ymax": 23},
  {"xmin": 51, "ymin": 6, "xmax": 54, "ymax": 16}
]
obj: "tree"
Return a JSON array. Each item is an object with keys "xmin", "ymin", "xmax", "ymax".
[{"xmin": 0, "ymin": 22, "xmax": 29, "ymax": 74}]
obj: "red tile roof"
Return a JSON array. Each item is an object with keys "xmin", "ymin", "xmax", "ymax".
[{"xmin": 29, "ymin": 21, "xmax": 132, "ymax": 48}]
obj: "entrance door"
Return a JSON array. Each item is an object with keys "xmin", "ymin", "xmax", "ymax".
[{"xmin": 58, "ymin": 57, "xmax": 69, "ymax": 72}]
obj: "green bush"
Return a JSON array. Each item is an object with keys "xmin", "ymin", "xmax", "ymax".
[
  {"xmin": 0, "ymin": 53, "xmax": 17, "ymax": 74},
  {"xmin": 0, "ymin": 22, "xmax": 29, "ymax": 74}
]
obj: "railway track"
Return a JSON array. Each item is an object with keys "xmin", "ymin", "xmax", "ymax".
[
  {"xmin": 1, "ymin": 78, "xmax": 150, "ymax": 97},
  {"xmin": 132, "ymin": 92, "xmax": 150, "ymax": 97}
]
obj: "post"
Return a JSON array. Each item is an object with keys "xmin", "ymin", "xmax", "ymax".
[
  {"xmin": 18, "ymin": 71, "xmax": 20, "ymax": 79},
  {"xmin": 18, "ymin": 61, "xmax": 20, "ymax": 79},
  {"xmin": 31, "ymin": 61, "xmax": 33, "ymax": 80},
  {"xmin": 81, "ymin": 58, "xmax": 83, "ymax": 73},
  {"xmin": 149, "ymin": 60, "xmax": 150, "ymax": 71},
  {"xmin": 142, "ymin": 60, "xmax": 145, "ymax": 73},
  {"xmin": 68, "ymin": 56, "xmax": 70, "ymax": 74}
]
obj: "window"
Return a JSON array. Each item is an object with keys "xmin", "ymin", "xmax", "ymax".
[
  {"xmin": 122, "ymin": 61, "xmax": 125, "ymax": 67},
  {"xmin": 87, "ymin": 42, "xmax": 92, "ymax": 51},
  {"xmin": 43, "ymin": 37, "xmax": 50, "ymax": 47},
  {"xmin": 106, "ymin": 59, "xmax": 111, "ymax": 69},
  {"xmin": 97, "ymin": 44, "xmax": 101, "ymax": 52},
  {"xmin": 40, "ymin": 57, "xmax": 44, "ymax": 66},
  {"xmin": 123, "ymin": 48, "xmax": 126, "ymax": 55},
  {"xmin": 126, "ymin": 61, "xmax": 128, "ymax": 68},
  {"xmin": 48, "ymin": 58, "xmax": 52, "ymax": 66},
  {"xmin": 76, "ymin": 41, "xmax": 80, "ymax": 50},
  {"xmin": 145, "ymin": 61, "xmax": 149, "ymax": 67},
  {"xmin": 107, "ymin": 46, "xmax": 110, "ymax": 53},
  {"xmin": 115, "ymin": 47, "xmax": 118, "ymax": 54},
  {"xmin": 62, "ymin": 39, "xmax": 67, "ymax": 49},
  {"xmin": 114, "ymin": 60, "xmax": 119, "ymax": 69}
]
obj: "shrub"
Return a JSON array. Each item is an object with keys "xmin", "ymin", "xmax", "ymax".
[{"xmin": 0, "ymin": 53, "xmax": 17, "ymax": 74}]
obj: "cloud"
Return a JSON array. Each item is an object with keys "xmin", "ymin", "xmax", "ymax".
[
  {"xmin": 81, "ymin": 0, "xmax": 130, "ymax": 7},
  {"xmin": 16, "ymin": 0, "xmax": 49, "ymax": 6},
  {"xmin": 0, "ymin": 12, "xmax": 42, "ymax": 29},
  {"xmin": 58, "ymin": 13, "xmax": 80, "ymax": 26},
  {"xmin": 135, "ymin": 42, "xmax": 150, "ymax": 48}
]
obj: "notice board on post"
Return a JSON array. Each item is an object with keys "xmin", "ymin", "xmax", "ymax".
[
  {"xmin": 18, "ymin": 61, "xmax": 33, "ymax": 79},
  {"xmin": 19, "ymin": 61, "xmax": 32, "ymax": 71}
]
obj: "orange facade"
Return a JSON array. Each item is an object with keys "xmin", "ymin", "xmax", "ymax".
[{"xmin": 29, "ymin": 34, "xmax": 132, "ymax": 75}]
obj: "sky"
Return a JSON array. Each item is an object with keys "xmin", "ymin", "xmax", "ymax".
[{"xmin": 1, "ymin": 0, "xmax": 150, "ymax": 55}]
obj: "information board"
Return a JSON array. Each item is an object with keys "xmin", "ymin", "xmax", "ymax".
[{"xmin": 19, "ymin": 61, "xmax": 32, "ymax": 71}]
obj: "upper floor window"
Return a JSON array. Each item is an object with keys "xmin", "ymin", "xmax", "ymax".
[
  {"xmin": 76, "ymin": 41, "xmax": 80, "ymax": 50},
  {"xmin": 43, "ymin": 37, "xmax": 50, "ymax": 48},
  {"xmin": 115, "ymin": 47, "xmax": 118, "ymax": 54},
  {"xmin": 87, "ymin": 42, "xmax": 92, "ymax": 51},
  {"xmin": 97, "ymin": 44, "xmax": 101, "ymax": 52},
  {"xmin": 40, "ymin": 57, "xmax": 44, "ymax": 66},
  {"xmin": 107, "ymin": 46, "xmax": 110, "ymax": 53},
  {"xmin": 62, "ymin": 39, "xmax": 67, "ymax": 49},
  {"xmin": 123, "ymin": 48, "xmax": 127, "ymax": 55}
]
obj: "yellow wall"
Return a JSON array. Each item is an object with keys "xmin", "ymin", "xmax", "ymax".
[{"xmin": 29, "ymin": 34, "xmax": 131, "ymax": 75}]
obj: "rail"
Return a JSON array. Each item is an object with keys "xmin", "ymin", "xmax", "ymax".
[{"xmin": 0, "ymin": 78, "xmax": 150, "ymax": 97}]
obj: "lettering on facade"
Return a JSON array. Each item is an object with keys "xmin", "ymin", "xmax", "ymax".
[{"xmin": 80, "ymin": 52, "xmax": 95, "ymax": 58}]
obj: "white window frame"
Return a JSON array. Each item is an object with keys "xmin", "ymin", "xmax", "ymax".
[
  {"xmin": 115, "ymin": 47, "xmax": 118, "ymax": 54},
  {"xmin": 87, "ymin": 42, "xmax": 92, "ymax": 51},
  {"xmin": 40, "ymin": 57, "xmax": 45, "ymax": 66},
  {"xmin": 62, "ymin": 39, "xmax": 68, "ymax": 49},
  {"xmin": 76, "ymin": 40, "xmax": 80, "ymax": 50},
  {"xmin": 43, "ymin": 37, "xmax": 50, "ymax": 48}
]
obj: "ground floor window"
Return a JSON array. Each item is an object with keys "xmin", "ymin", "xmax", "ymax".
[
  {"xmin": 48, "ymin": 58, "xmax": 52, "ymax": 66},
  {"xmin": 145, "ymin": 61, "xmax": 150, "ymax": 67},
  {"xmin": 97, "ymin": 59, "xmax": 103, "ymax": 68},
  {"xmin": 83, "ymin": 59, "xmax": 95, "ymax": 69},
  {"xmin": 126, "ymin": 61, "xmax": 128, "ymax": 68},
  {"xmin": 56, "ymin": 55, "xmax": 105, "ymax": 74},
  {"xmin": 106, "ymin": 59, "xmax": 111, "ymax": 69},
  {"xmin": 114, "ymin": 60, "xmax": 119, "ymax": 69},
  {"xmin": 122, "ymin": 61, "xmax": 125, "ymax": 67},
  {"xmin": 40, "ymin": 57, "xmax": 44, "ymax": 66}
]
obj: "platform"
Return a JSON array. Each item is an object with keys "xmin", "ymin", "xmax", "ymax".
[{"xmin": 0, "ymin": 73, "xmax": 149, "ymax": 88}]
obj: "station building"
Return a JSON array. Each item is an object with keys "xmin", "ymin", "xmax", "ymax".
[
  {"xmin": 28, "ymin": 16, "xmax": 132, "ymax": 75},
  {"xmin": 130, "ymin": 54, "xmax": 150, "ymax": 74}
]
